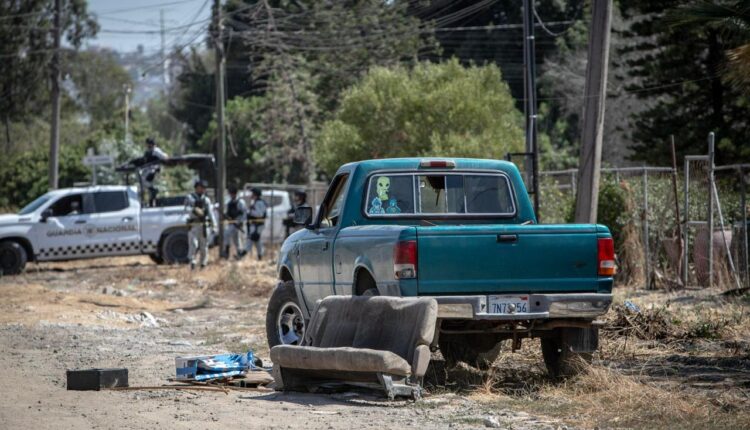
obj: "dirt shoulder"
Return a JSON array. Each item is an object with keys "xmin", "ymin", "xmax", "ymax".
[
  {"xmin": 0, "ymin": 257, "xmax": 558, "ymax": 430},
  {"xmin": 1, "ymin": 256, "xmax": 749, "ymax": 429}
]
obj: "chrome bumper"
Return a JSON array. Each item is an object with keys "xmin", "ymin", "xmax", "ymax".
[{"xmin": 434, "ymin": 293, "xmax": 612, "ymax": 320}]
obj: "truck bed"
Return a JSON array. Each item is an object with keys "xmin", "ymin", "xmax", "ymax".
[{"xmin": 415, "ymin": 224, "xmax": 610, "ymax": 295}]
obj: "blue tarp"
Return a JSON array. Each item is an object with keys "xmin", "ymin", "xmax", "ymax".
[{"xmin": 176, "ymin": 351, "xmax": 265, "ymax": 381}]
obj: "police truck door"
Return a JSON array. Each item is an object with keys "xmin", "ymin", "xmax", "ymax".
[
  {"xmin": 32, "ymin": 193, "xmax": 93, "ymax": 260},
  {"xmin": 86, "ymin": 190, "xmax": 142, "ymax": 256}
]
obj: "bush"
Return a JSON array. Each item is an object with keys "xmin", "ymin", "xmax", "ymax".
[{"xmin": 567, "ymin": 179, "xmax": 628, "ymax": 245}]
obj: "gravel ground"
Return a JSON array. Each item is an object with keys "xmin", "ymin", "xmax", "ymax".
[{"xmin": 0, "ymin": 256, "xmax": 562, "ymax": 430}]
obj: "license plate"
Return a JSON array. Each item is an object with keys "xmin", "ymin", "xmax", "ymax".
[{"xmin": 488, "ymin": 295, "xmax": 529, "ymax": 314}]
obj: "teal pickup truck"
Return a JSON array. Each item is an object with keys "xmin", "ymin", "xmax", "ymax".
[{"xmin": 265, "ymin": 158, "xmax": 615, "ymax": 376}]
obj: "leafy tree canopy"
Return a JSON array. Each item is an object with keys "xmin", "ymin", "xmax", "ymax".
[{"xmin": 315, "ymin": 59, "xmax": 524, "ymax": 175}]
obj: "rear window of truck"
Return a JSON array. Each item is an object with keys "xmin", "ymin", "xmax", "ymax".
[{"xmin": 365, "ymin": 172, "xmax": 515, "ymax": 217}]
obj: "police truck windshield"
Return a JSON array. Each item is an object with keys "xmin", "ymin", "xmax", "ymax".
[{"xmin": 18, "ymin": 194, "xmax": 52, "ymax": 215}]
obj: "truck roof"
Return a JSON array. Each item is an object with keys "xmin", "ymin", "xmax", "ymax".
[
  {"xmin": 339, "ymin": 158, "xmax": 518, "ymax": 174},
  {"xmin": 44, "ymin": 185, "xmax": 134, "ymax": 197}
]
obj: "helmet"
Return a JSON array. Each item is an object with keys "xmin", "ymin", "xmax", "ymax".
[
  {"xmin": 146, "ymin": 137, "xmax": 156, "ymax": 146},
  {"xmin": 251, "ymin": 188, "xmax": 262, "ymax": 198},
  {"xmin": 228, "ymin": 184, "xmax": 238, "ymax": 194},
  {"xmin": 194, "ymin": 179, "xmax": 207, "ymax": 189}
]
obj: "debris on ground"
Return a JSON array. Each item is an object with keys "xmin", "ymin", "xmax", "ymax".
[
  {"xmin": 606, "ymin": 303, "xmax": 674, "ymax": 340},
  {"xmin": 176, "ymin": 350, "xmax": 266, "ymax": 381},
  {"xmin": 67, "ymin": 368, "xmax": 128, "ymax": 391}
]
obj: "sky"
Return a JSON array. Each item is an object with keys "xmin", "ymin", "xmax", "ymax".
[{"xmin": 86, "ymin": 0, "xmax": 212, "ymax": 54}]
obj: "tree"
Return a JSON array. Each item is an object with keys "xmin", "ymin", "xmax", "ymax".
[
  {"xmin": 315, "ymin": 60, "xmax": 524, "ymax": 175},
  {"xmin": 621, "ymin": 1, "xmax": 750, "ymax": 164},
  {"xmin": 409, "ymin": 0, "xmax": 585, "ymax": 110},
  {"xmin": 0, "ymin": 0, "xmax": 98, "ymax": 152},
  {"xmin": 669, "ymin": 1, "xmax": 750, "ymax": 93},
  {"xmin": 0, "ymin": 121, "xmax": 89, "ymax": 208},
  {"xmin": 66, "ymin": 48, "xmax": 132, "ymax": 125}
]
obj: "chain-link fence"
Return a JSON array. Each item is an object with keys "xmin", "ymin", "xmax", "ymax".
[{"xmin": 539, "ymin": 167, "xmax": 677, "ymax": 288}]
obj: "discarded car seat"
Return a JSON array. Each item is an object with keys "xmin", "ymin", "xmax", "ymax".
[{"xmin": 270, "ymin": 296, "xmax": 438, "ymax": 399}]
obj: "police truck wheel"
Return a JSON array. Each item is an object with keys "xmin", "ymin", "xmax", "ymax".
[
  {"xmin": 266, "ymin": 281, "xmax": 306, "ymax": 348},
  {"xmin": 161, "ymin": 230, "xmax": 190, "ymax": 264},
  {"xmin": 0, "ymin": 241, "xmax": 27, "ymax": 275}
]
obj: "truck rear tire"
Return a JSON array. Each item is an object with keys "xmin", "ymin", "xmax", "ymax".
[
  {"xmin": 161, "ymin": 230, "xmax": 190, "ymax": 264},
  {"xmin": 439, "ymin": 334, "xmax": 503, "ymax": 369},
  {"xmin": 541, "ymin": 327, "xmax": 597, "ymax": 378},
  {"xmin": 266, "ymin": 281, "xmax": 306, "ymax": 348},
  {"xmin": 0, "ymin": 241, "xmax": 27, "ymax": 275}
]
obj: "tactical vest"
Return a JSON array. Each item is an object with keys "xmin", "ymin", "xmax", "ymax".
[
  {"xmin": 226, "ymin": 199, "xmax": 241, "ymax": 220},
  {"xmin": 143, "ymin": 149, "xmax": 160, "ymax": 164},
  {"xmin": 191, "ymin": 193, "xmax": 208, "ymax": 222},
  {"xmin": 248, "ymin": 198, "xmax": 267, "ymax": 223}
]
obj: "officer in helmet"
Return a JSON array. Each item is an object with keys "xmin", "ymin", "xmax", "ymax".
[
  {"xmin": 245, "ymin": 188, "xmax": 267, "ymax": 260},
  {"xmin": 185, "ymin": 179, "xmax": 215, "ymax": 270},
  {"xmin": 224, "ymin": 185, "xmax": 247, "ymax": 259},
  {"xmin": 142, "ymin": 137, "xmax": 168, "ymax": 207}
]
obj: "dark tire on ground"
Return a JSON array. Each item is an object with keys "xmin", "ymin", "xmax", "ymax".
[
  {"xmin": 354, "ymin": 270, "xmax": 379, "ymax": 296},
  {"xmin": 148, "ymin": 253, "xmax": 164, "ymax": 264},
  {"xmin": 161, "ymin": 230, "xmax": 190, "ymax": 264},
  {"xmin": 439, "ymin": 334, "xmax": 503, "ymax": 369},
  {"xmin": 0, "ymin": 241, "xmax": 27, "ymax": 276},
  {"xmin": 541, "ymin": 328, "xmax": 596, "ymax": 378},
  {"xmin": 266, "ymin": 280, "xmax": 306, "ymax": 349}
]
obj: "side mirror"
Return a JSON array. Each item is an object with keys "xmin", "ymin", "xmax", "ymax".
[
  {"xmin": 40, "ymin": 209, "xmax": 52, "ymax": 223},
  {"xmin": 293, "ymin": 206, "xmax": 313, "ymax": 227}
]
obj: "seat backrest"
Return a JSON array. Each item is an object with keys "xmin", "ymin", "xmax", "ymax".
[{"xmin": 303, "ymin": 296, "xmax": 438, "ymax": 364}]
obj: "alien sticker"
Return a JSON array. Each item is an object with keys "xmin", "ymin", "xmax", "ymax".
[{"xmin": 369, "ymin": 176, "xmax": 401, "ymax": 214}]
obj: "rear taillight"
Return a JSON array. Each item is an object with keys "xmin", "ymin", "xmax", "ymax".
[
  {"xmin": 598, "ymin": 237, "xmax": 616, "ymax": 276},
  {"xmin": 394, "ymin": 240, "xmax": 417, "ymax": 279}
]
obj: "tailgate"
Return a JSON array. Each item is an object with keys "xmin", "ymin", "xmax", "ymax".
[{"xmin": 416, "ymin": 224, "xmax": 601, "ymax": 294}]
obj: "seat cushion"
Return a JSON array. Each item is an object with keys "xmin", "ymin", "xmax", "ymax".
[
  {"xmin": 304, "ymin": 296, "xmax": 438, "ymax": 365},
  {"xmin": 271, "ymin": 345, "xmax": 411, "ymax": 376}
]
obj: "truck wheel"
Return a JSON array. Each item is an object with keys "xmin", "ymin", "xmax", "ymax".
[
  {"xmin": 439, "ymin": 334, "xmax": 503, "ymax": 369},
  {"xmin": 161, "ymin": 230, "xmax": 190, "ymax": 264},
  {"xmin": 266, "ymin": 281, "xmax": 306, "ymax": 348},
  {"xmin": 355, "ymin": 270, "xmax": 378, "ymax": 296},
  {"xmin": 541, "ymin": 327, "xmax": 597, "ymax": 378},
  {"xmin": 0, "ymin": 241, "xmax": 27, "ymax": 276}
]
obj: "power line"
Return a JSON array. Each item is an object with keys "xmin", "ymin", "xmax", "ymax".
[{"xmin": 97, "ymin": 0, "xmax": 203, "ymax": 16}]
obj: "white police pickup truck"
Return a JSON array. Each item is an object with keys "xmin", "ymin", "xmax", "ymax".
[{"xmin": 0, "ymin": 185, "xmax": 197, "ymax": 275}]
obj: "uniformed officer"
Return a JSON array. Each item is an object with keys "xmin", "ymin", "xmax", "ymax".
[
  {"xmin": 185, "ymin": 180, "xmax": 215, "ymax": 270},
  {"xmin": 283, "ymin": 190, "xmax": 306, "ymax": 238},
  {"xmin": 142, "ymin": 137, "xmax": 168, "ymax": 207},
  {"xmin": 224, "ymin": 185, "xmax": 247, "ymax": 260},
  {"xmin": 246, "ymin": 188, "xmax": 267, "ymax": 260}
]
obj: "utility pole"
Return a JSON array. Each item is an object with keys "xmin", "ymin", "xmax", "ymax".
[
  {"xmin": 213, "ymin": 0, "xmax": 227, "ymax": 257},
  {"xmin": 48, "ymin": 0, "xmax": 62, "ymax": 190},
  {"xmin": 574, "ymin": 0, "xmax": 613, "ymax": 223},
  {"xmin": 522, "ymin": 0, "xmax": 540, "ymax": 219},
  {"xmin": 124, "ymin": 85, "xmax": 131, "ymax": 143},
  {"xmin": 160, "ymin": 9, "xmax": 167, "ymax": 91}
]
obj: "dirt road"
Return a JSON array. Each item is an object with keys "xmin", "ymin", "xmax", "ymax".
[
  {"xmin": 1, "ymin": 255, "xmax": 749, "ymax": 429},
  {"xmin": 0, "ymin": 256, "xmax": 559, "ymax": 429}
]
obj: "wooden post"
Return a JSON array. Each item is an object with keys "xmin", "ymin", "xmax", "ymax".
[
  {"xmin": 213, "ymin": 0, "xmax": 227, "ymax": 257},
  {"xmin": 48, "ymin": 0, "xmax": 62, "ymax": 189},
  {"xmin": 574, "ymin": 0, "xmax": 612, "ymax": 223},
  {"xmin": 670, "ymin": 136, "xmax": 683, "ymax": 283}
]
